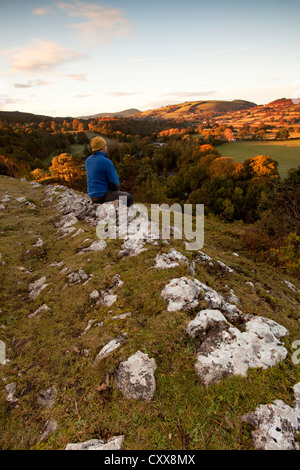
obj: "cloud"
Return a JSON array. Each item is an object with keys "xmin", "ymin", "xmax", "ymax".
[
  {"xmin": 14, "ymin": 79, "xmax": 52, "ymax": 88},
  {"xmin": 33, "ymin": 6, "xmax": 54, "ymax": 16},
  {"xmin": 65, "ymin": 73, "xmax": 87, "ymax": 81},
  {"xmin": 108, "ymin": 91, "xmax": 138, "ymax": 97},
  {"xmin": 56, "ymin": 1, "xmax": 133, "ymax": 45},
  {"xmin": 2, "ymin": 39, "xmax": 88, "ymax": 74},
  {"xmin": 74, "ymin": 94, "xmax": 91, "ymax": 98}
]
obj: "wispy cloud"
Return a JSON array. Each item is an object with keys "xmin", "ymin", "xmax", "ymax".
[
  {"xmin": 108, "ymin": 91, "xmax": 138, "ymax": 97},
  {"xmin": 33, "ymin": 6, "xmax": 54, "ymax": 16},
  {"xmin": 56, "ymin": 1, "xmax": 133, "ymax": 45},
  {"xmin": 14, "ymin": 79, "xmax": 52, "ymax": 88},
  {"xmin": 64, "ymin": 73, "xmax": 87, "ymax": 81},
  {"xmin": 2, "ymin": 39, "xmax": 88, "ymax": 74}
]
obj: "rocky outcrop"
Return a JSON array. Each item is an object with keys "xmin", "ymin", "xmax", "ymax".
[
  {"xmin": 161, "ymin": 276, "xmax": 243, "ymax": 322},
  {"xmin": 187, "ymin": 309, "xmax": 289, "ymax": 386},
  {"xmin": 154, "ymin": 248, "xmax": 189, "ymax": 269},
  {"xmin": 161, "ymin": 277, "xmax": 202, "ymax": 311}
]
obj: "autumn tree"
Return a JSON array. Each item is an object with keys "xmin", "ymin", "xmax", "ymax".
[
  {"xmin": 49, "ymin": 153, "xmax": 86, "ymax": 189},
  {"xmin": 243, "ymin": 155, "xmax": 279, "ymax": 180}
]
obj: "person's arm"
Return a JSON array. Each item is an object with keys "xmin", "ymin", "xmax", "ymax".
[{"xmin": 106, "ymin": 160, "xmax": 120, "ymax": 190}]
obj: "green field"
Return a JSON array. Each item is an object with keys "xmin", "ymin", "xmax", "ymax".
[{"xmin": 217, "ymin": 140, "xmax": 300, "ymax": 179}]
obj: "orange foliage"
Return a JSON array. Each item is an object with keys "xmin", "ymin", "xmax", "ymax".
[
  {"xmin": 245, "ymin": 155, "xmax": 279, "ymax": 179},
  {"xmin": 0, "ymin": 155, "xmax": 28, "ymax": 177},
  {"xmin": 49, "ymin": 153, "xmax": 86, "ymax": 188},
  {"xmin": 208, "ymin": 157, "xmax": 243, "ymax": 178}
]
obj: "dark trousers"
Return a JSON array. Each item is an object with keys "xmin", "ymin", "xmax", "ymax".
[{"xmin": 91, "ymin": 189, "xmax": 134, "ymax": 207}]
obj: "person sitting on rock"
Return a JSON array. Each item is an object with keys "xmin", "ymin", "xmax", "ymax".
[{"xmin": 85, "ymin": 136, "xmax": 133, "ymax": 207}]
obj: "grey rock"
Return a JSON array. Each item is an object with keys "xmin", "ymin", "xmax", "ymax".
[
  {"xmin": 5, "ymin": 382, "xmax": 18, "ymax": 403},
  {"xmin": 154, "ymin": 248, "xmax": 189, "ymax": 269},
  {"xmin": 116, "ymin": 350, "xmax": 157, "ymax": 402},
  {"xmin": 93, "ymin": 334, "xmax": 127, "ymax": 364},
  {"xmin": 28, "ymin": 303, "xmax": 50, "ymax": 319},
  {"xmin": 37, "ymin": 386, "xmax": 57, "ymax": 408},
  {"xmin": 283, "ymin": 280, "xmax": 299, "ymax": 293},
  {"xmin": 38, "ymin": 420, "xmax": 58, "ymax": 443},
  {"xmin": 187, "ymin": 310, "xmax": 289, "ymax": 387},
  {"xmin": 242, "ymin": 382, "xmax": 300, "ymax": 450},
  {"xmin": 28, "ymin": 276, "xmax": 48, "ymax": 300},
  {"xmin": 161, "ymin": 277, "xmax": 201, "ymax": 312}
]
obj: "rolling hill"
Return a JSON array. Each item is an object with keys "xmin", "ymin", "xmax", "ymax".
[
  {"xmin": 78, "ymin": 108, "xmax": 140, "ymax": 120},
  {"xmin": 137, "ymin": 100, "xmax": 257, "ymax": 120}
]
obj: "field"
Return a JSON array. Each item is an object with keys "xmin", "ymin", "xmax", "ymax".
[{"xmin": 217, "ymin": 140, "xmax": 300, "ymax": 179}]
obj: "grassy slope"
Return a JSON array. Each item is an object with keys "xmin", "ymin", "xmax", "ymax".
[
  {"xmin": 217, "ymin": 140, "xmax": 300, "ymax": 179},
  {"xmin": 0, "ymin": 176, "xmax": 299, "ymax": 450}
]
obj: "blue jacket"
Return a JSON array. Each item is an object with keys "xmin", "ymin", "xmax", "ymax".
[{"xmin": 85, "ymin": 151, "xmax": 120, "ymax": 197}]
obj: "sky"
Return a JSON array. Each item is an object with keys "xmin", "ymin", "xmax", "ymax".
[{"xmin": 0, "ymin": 0, "xmax": 300, "ymax": 117}]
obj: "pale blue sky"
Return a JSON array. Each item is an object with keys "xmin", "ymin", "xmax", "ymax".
[{"xmin": 0, "ymin": 0, "xmax": 299, "ymax": 116}]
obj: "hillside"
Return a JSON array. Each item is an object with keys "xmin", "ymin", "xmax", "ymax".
[
  {"xmin": 137, "ymin": 100, "xmax": 257, "ymax": 120},
  {"xmin": 0, "ymin": 176, "xmax": 300, "ymax": 450},
  {"xmin": 0, "ymin": 111, "xmax": 72, "ymax": 125},
  {"xmin": 214, "ymin": 98, "xmax": 300, "ymax": 128},
  {"xmin": 79, "ymin": 109, "xmax": 140, "ymax": 120}
]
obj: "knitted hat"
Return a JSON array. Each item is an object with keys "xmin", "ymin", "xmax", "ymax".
[{"xmin": 90, "ymin": 136, "xmax": 107, "ymax": 151}]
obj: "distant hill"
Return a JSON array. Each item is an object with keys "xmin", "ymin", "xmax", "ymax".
[
  {"xmin": 137, "ymin": 100, "xmax": 257, "ymax": 120},
  {"xmin": 0, "ymin": 111, "xmax": 73, "ymax": 124},
  {"xmin": 78, "ymin": 108, "xmax": 140, "ymax": 120}
]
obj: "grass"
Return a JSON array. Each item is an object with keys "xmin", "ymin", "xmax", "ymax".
[
  {"xmin": 217, "ymin": 139, "xmax": 300, "ymax": 178},
  {"xmin": 0, "ymin": 175, "xmax": 299, "ymax": 450}
]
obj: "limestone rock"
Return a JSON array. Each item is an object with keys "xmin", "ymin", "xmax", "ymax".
[
  {"xmin": 116, "ymin": 350, "xmax": 157, "ymax": 402},
  {"xmin": 283, "ymin": 280, "xmax": 299, "ymax": 293},
  {"xmin": 217, "ymin": 260, "xmax": 234, "ymax": 273},
  {"xmin": 37, "ymin": 386, "xmax": 57, "ymax": 408},
  {"xmin": 55, "ymin": 213, "xmax": 78, "ymax": 229},
  {"xmin": 38, "ymin": 420, "xmax": 58, "ymax": 443},
  {"xmin": 66, "ymin": 269, "xmax": 90, "ymax": 285},
  {"xmin": 194, "ymin": 279, "xmax": 243, "ymax": 322},
  {"xmin": 93, "ymin": 333, "xmax": 127, "ymax": 364},
  {"xmin": 154, "ymin": 248, "xmax": 189, "ymax": 269},
  {"xmin": 28, "ymin": 276, "xmax": 48, "ymax": 300},
  {"xmin": 80, "ymin": 239, "xmax": 107, "ymax": 253},
  {"xmin": 187, "ymin": 309, "xmax": 289, "ymax": 386},
  {"xmin": 161, "ymin": 277, "xmax": 201, "ymax": 312},
  {"xmin": 33, "ymin": 237, "xmax": 43, "ymax": 247},
  {"xmin": 65, "ymin": 435, "xmax": 124, "ymax": 450},
  {"xmin": 96, "ymin": 274, "xmax": 123, "ymax": 307},
  {"xmin": 28, "ymin": 303, "xmax": 50, "ymax": 319},
  {"xmin": 242, "ymin": 382, "xmax": 300, "ymax": 450},
  {"xmin": 5, "ymin": 382, "xmax": 18, "ymax": 403}
]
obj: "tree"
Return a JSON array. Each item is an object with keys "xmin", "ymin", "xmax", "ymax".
[
  {"xmin": 49, "ymin": 153, "xmax": 86, "ymax": 189},
  {"xmin": 243, "ymin": 155, "xmax": 279, "ymax": 180},
  {"xmin": 275, "ymin": 128, "xmax": 290, "ymax": 140}
]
